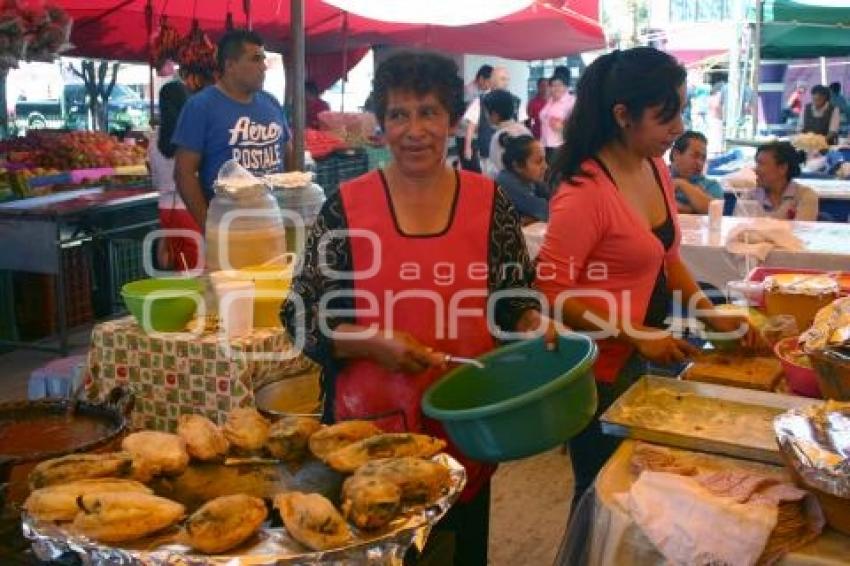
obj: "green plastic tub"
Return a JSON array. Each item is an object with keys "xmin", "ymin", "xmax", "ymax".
[
  {"xmin": 422, "ymin": 334, "xmax": 598, "ymax": 462},
  {"xmin": 121, "ymin": 278, "xmax": 203, "ymax": 332}
]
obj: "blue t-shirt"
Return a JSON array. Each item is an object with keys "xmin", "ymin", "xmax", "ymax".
[
  {"xmin": 171, "ymin": 86, "xmax": 290, "ymax": 201},
  {"xmin": 673, "ymin": 173, "xmax": 724, "ymax": 206}
]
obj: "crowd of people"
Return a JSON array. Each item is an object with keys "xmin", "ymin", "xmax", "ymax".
[
  {"xmin": 141, "ymin": 31, "xmax": 833, "ymax": 564},
  {"xmin": 785, "ymin": 81, "xmax": 849, "ymax": 144},
  {"xmin": 450, "ymin": 58, "xmax": 822, "ymax": 225}
]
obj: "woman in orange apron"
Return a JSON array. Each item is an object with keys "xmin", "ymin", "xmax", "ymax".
[{"xmin": 283, "ymin": 51, "xmax": 548, "ymax": 565}]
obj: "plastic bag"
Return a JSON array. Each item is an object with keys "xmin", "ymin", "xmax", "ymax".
[{"xmin": 214, "ymin": 159, "xmax": 269, "ymax": 198}]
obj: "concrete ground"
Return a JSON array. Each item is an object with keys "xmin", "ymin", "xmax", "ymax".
[{"xmin": 0, "ymin": 324, "xmax": 574, "ymax": 565}]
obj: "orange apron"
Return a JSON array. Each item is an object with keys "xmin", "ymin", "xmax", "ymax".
[{"xmin": 335, "ymin": 169, "xmax": 498, "ymax": 500}]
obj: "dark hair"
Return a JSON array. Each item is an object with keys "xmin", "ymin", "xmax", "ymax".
[
  {"xmin": 671, "ymin": 130, "xmax": 707, "ymax": 157},
  {"xmin": 217, "ymin": 29, "xmax": 264, "ymax": 73},
  {"xmin": 830, "ymin": 82, "xmax": 842, "ymax": 94},
  {"xmin": 305, "ymin": 80, "xmax": 320, "ymax": 97},
  {"xmin": 552, "ymin": 65, "xmax": 571, "ymax": 85},
  {"xmin": 371, "ymin": 51, "xmax": 465, "ymax": 128},
  {"xmin": 757, "ymin": 141, "xmax": 806, "ymax": 182},
  {"xmin": 157, "ymin": 80, "xmax": 189, "ymax": 158},
  {"xmin": 482, "ymin": 89, "xmax": 515, "ymax": 122},
  {"xmin": 811, "ymin": 84, "xmax": 831, "ymax": 100},
  {"xmin": 552, "ymin": 47, "xmax": 686, "ymax": 182},
  {"xmin": 475, "ymin": 64, "xmax": 494, "ymax": 81},
  {"xmin": 500, "ymin": 134, "xmax": 537, "ymax": 172}
]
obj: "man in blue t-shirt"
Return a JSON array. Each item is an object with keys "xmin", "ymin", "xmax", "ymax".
[
  {"xmin": 172, "ymin": 29, "xmax": 290, "ymax": 228},
  {"xmin": 669, "ymin": 131, "xmax": 724, "ymax": 214}
]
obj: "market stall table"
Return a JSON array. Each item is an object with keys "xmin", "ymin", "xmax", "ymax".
[
  {"xmin": 556, "ymin": 439, "xmax": 850, "ymax": 566},
  {"xmin": 676, "ymin": 214, "xmax": 850, "ymax": 292},
  {"xmin": 0, "ymin": 186, "xmax": 159, "ymax": 353},
  {"xmin": 83, "ymin": 316, "xmax": 315, "ymax": 431}
]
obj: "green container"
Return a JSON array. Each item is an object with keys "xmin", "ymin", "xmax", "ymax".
[
  {"xmin": 422, "ymin": 334, "xmax": 598, "ymax": 462},
  {"xmin": 121, "ymin": 278, "xmax": 203, "ymax": 333}
]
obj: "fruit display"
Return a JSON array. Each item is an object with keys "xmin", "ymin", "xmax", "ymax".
[
  {"xmin": 177, "ymin": 20, "xmax": 216, "ymax": 92},
  {"xmin": 0, "ymin": 131, "xmax": 148, "ymax": 198},
  {"xmin": 150, "ymin": 15, "xmax": 181, "ymax": 70},
  {"xmin": 0, "ymin": 1, "xmax": 72, "ymax": 69},
  {"xmin": 305, "ymin": 128, "xmax": 347, "ymax": 159},
  {"xmin": 1, "ymin": 131, "xmax": 146, "ymax": 170}
]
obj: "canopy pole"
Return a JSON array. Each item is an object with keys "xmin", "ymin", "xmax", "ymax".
[
  {"xmin": 243, "ymin": 0, "xmax": 252, "ymax": 30},
  {"xmin": 341, "ymin": 12, "xmax": 349, "ymax": 113},
  {"xmin": 820, "ymin": 57, "xmax": 828, "ymax": 85},
  {"xmin": 750, "ymin": 0, "xmax": 762, "ymax": 137},
  {"xmin": 145, "ymin": 0, "xmax": 155, "ymax": 123},
  {"xmin": 291, "ymin": 0, "xmax": 305, "ymax": 171}
]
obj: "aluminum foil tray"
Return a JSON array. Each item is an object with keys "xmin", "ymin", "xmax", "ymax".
[
  {"xmin": 601, "ymin": 375, "xmax": 820, "ymax": 464},
  {"xmin": 775, "ymin": 401, "xmax": 850, "ymax": 498},
  {"xmin": 22, "ymin": 454, "xmax": 466, "ymax": 565}
]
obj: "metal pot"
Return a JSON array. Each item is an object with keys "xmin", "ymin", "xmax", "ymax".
[{"xmin": 0, "ymin": 387, "xmax": 133, "ymax": 505}]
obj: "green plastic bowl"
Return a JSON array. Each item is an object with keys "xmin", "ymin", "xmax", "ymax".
[
  {"xmin": 121, "ymin": 278, "xmax": 203, "ymax": 332},
  {"xmin": 422, "ymin": 334, "xmax": 598, "ymax": 462}
]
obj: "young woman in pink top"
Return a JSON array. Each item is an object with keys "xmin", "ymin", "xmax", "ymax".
[
  {"xmin": 539, "ymin": 72, "xmax": 575, "ymax": 163},
  {"xmin": 535, "ymin": 48, "xmax": 758, "ymax": 510}
]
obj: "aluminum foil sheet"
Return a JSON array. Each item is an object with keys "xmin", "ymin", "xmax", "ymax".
[
  {"xmin": 22, "ymin": 454, "xmax": 466, "ymax": 565},
  {"xmin": 775, "ymin": 401, "xmax": 850, "ymax": 498}
]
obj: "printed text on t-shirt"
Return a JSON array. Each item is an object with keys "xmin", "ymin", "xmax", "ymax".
[{"xmin": 228, "ymin": 116, "xmax": 283, "ymax": 172}]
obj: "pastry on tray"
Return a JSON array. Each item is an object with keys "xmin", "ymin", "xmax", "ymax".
[
  {"xmin": 274, "ymin": 491, "xmax": 353, "ymax": 551},
  {"xmin": 28, "ymin": 452, "xmax": 137, "ymax": 490},
  {"xmin": 182, "ymin": 494, "xmax": 267, "ymax": 554},
  {"xmin": 122, "ymin": 431, "xmax": 190, "ymax": 476},
  {"xmin": 340, "ymin": 474, "xmax": 402, "ymax": 530},
  {"xmin": 265, "ymin": 416, "xmax": 321, "ymax": 461},
  {"xmin": 177, "ymin": 414, "xmax": 230, "ymax": 461},
  {"xmin": 72, "ymin": 492, "xmax": 185, "ymax": 543},
  {"xmin": 24, "ymin": 479, "xmax": 152, "ymax": 522},
  {"xmin": 223, "ymin": 408, "xmax": 271, "ymax": 451},
  {"xmin": 308, "ymin": 420, "xmax": 382, "ymax": 461},
  {"xmin": 325, "ymin": 434, "xmax": 446, "ymax": 473},
  {"xmin": 354, "ymin": 457, "xmax": 452, "ymax": 504}
]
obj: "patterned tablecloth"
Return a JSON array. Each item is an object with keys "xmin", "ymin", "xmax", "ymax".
[{"xmin": 83, "ymin": 316, "xmax": 314, "ymax": 431}]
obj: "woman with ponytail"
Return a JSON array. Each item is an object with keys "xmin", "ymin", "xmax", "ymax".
[{"xmin": 535, "ymin": 48, "xmax": 759, "ymax": 508}]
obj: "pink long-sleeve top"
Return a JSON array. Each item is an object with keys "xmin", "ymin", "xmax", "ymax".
[{"xmin": 535, "ymin": 157, "xmax": 682, "ymax": 383}]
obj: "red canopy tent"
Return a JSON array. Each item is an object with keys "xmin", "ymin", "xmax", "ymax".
[
  {"xmin": 58, "ymin": 0, "xmax": 604, "ymax": 65},
  {"xmin": 47, "ymin": 1, "xmax": 604, "ymax": 167}
]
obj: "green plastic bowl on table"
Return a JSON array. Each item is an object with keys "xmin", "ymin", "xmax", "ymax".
[
  {"xmin": 422, "ymin": 333, "xmax": 598, "ymax": 462},
  {"xmin": 121, "ymin": 278, "xmax": 203, "ymax": 332}
]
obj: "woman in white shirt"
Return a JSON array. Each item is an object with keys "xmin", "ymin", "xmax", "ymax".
[
  {"xmin": 482, "ymin": 89, "xmax": 531, "ymax": 178},
  {"xmin": 750, "ymin": 141, "xmax": 819, "ymax": 221},
  {"xmin": 149, "ymin": 79, "xmax": 202, "ymax": 270}
]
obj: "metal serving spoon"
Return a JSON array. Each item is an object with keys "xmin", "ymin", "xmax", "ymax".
[{"xmin": 443, "ymin": 354, "xmax": 485, "ymax": 369}]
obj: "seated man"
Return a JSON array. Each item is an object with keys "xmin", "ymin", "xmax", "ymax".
[
  {"xmin": 799, "ymin": 84, "xmax": 840, "ymax": 144},
  {"xmin": 669, "ymin": 131, "xmax": 723, "ymax": 214}
]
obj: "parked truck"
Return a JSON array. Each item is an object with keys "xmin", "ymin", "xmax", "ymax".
[{"xmin": 13, "ymin": 83, "xmax": 149, "ymax": 134}]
